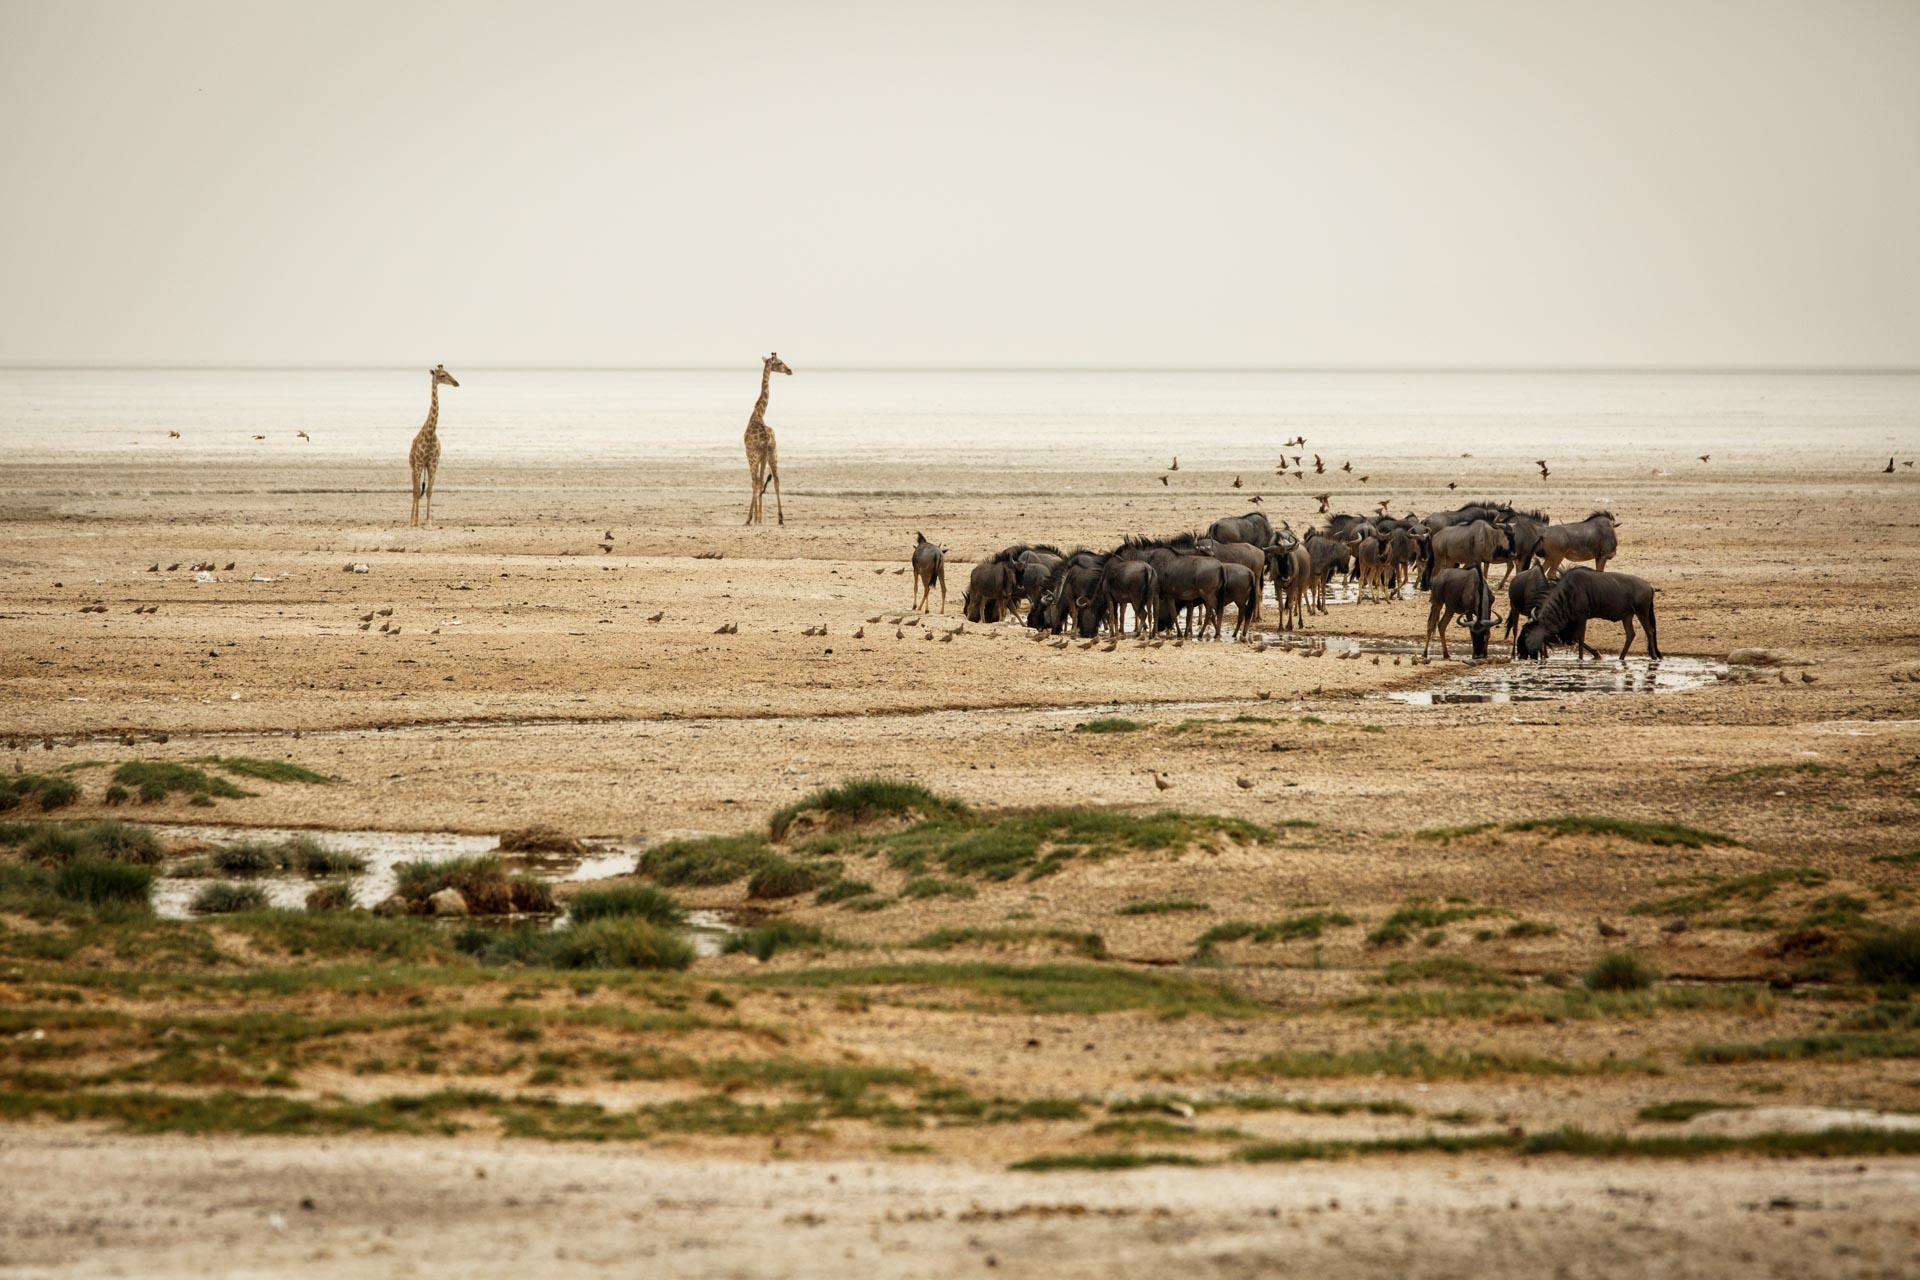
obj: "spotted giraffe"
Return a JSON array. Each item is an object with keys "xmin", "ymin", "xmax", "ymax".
[
  {"xmin": 408, "ymin": 365, "xmax": 459, "ymax": 526},
  {"xmin": 744, "ymin": 352, "xmax": 791, "ymax": 525}
]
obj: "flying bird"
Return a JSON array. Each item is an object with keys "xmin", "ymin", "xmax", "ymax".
[
  {"xmin": 167, "ymin": 431, "xmax": 180, "ymax": 438},
  {"xmin": 252, "ymin": 434, "xmax": 265, "ymax": 440},
  {"xmin": 1446, "ymin": 482, "xmax": 1457, "ymax": 490},
  {"xmin": 1698, "ymin": 454, "xmax": 1710, "ymax": 463},
  {"xmin": 1340, "ymin": 461, "xmax": 1352, "ymax": 473},
  {"xmin": 1357, "ymin": 475, "xmax": 1369, "ymax": 484},
  {"xmin": 1312, "ymin": 454, "xmax": 1324, "ymax": 474},
  {"xmin": 1536, "ymin": 460, "xmax": 1551, "ymax": 478},
  {"xmin": 1314, "ymin": 493, "xmax": 1331, "ymax": 513},
  {"xmin": 296, "ymin": 431, "xmax": 309, "ymax": 441},
  {"xmin": 1158, "ymin": 474, "xmax": 1169, "ymax": 486}
]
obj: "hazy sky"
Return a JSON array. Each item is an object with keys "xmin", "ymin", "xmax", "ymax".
[{"xmin": 2, "ymin": 0, "xmax": 1916, "ymax": 367}]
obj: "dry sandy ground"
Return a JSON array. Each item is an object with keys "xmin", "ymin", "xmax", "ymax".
[
  {"xmin": 3, "ymin": 454, "xmax": 1919, "ymax": 1274},
  {"xmin": 3, "ymin": 1127, "xmax": 1919, "ymax": 1280}
]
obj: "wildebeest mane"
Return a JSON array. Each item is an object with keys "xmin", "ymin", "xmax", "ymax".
[
  {"xmin": 1582, "ymin": 510, "xmax": 1616, "ymax": 522},
  {"xmin": 1510, "ymin": 508, "xmax": 1550, "ymax": 523}
]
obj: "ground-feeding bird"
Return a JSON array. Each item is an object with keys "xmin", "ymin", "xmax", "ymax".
[
  {"xmin": 1357, "ymin": 475, "xmax": 1369, "ymax": 484},
  {"xmin": 896, "ymin": 627, "xmax": 905, "ymax": 639},
  {"xmin": 1232, "ymin": 476, "xmax": 1243, "ymax": 488},
  {"xmin": 1885, "ymin": 458, "xmax": 1896, "ymax": 473},
  {"xmin": 939, "ymin": 631, "xmax": 954, "ymax": 643},
  {"xmin": 1248, "ymin": 495, "xmax": 1263, "ymax": 505},
  {"xmin": 1905, "ymin": 461, "xmax": 1914, "ymax": 468},
  {"xmin": 359, "ymin": 611, "xmax": 374, "ymax": 622},
  {"xmin": 1315, "ymin": 493, "xmax": 1331, "ymax": 513},
  {"xmin": 252, "ymin": 434, "xmax": 265, "ymax": 440},
  {"xmin": 167, "ymin": 431, "xmax": 179, "ymax": 438},
  {"xmin": 867, "ymin": 614, "xmax": 881, "ymax": 623},
  {"xmin": 1341, "ymin": 461, "xmax": 1352, "ymax": 473},
  {"xmin": 646, "ymin": 611, "xmax": 663, "ymax": 622},
  {"xmin": 1446, "ymin": 482, "xmax": 1457, "ymax": 490},
  {"xmin": 296, "ymin": 431, "xmax": 309, "ymax": 441},
  {"xmin": 1169, "ymin": 457, "xmax": 1179, "ymax": 471},
  {"xmin": 1050, "ymin": 638, "xmax": 1069, "ymax": 649},
  {"xmin": 1778, "ymin": 670, "xmax": 1791, "ymax": 684},
  {"xmin": 1800, "ymin": 671, "xmax": 1817, "ymax": 683},
  {"xmin": 1158, "ymin": 475, "xmax": 1169, "ymax": 486},
  {"xmin": 1661, "ymin": 918, "xmax": 1689, "ymax": 934},
  {"xmin": 1698, "ymin": 454, "xmax": 1710, "ymax": 463},
  {"xmin": 1235, "ymin": 777, "xmax": 1254, "ymax": 790},
  {"xmin": 1598, "ymin": 921, "xmax": 1626, "ymax": 938},
  {"xmin": 1149, "ymin": 770, "xmax": 1173, "ymax": 791},
  {"xmin": 599, "ymin": 543, "xmax": 613, "ymax": 553},
  {"xmin": 1256, "ymin": 689, "xmax": 1271, "ymax": 699},
  {"xmin": 223, "ymin": 562, "xmax": 234, "ymax": 570},
  {"xmin": 147, "ymin": 563, "xmax": 159, "ymax": 572},
  {"xmin": 377, "ymin": 607, "xmax": 392, "ymax": 617}
]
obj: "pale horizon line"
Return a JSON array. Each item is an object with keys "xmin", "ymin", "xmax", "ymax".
[{"xmin": 4, "ymin": 362, "xmax": 1919, "ymax": 376}]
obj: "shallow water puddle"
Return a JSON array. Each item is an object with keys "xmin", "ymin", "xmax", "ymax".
[{"xmin": 1385, "ymin": 655, "xmax": 1724, "ymax": 705}]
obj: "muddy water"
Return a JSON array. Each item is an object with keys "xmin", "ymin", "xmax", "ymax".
[{"xmin": 1386, "ymin": 655, "xmax": 1725, "ymax": 705}]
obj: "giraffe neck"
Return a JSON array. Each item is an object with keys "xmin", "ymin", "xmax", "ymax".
[
  {"xmin": 422, "ymin": 380, "xmax": 440, "ymax": 436},
  {"xmin": 751, "ymin": 366, "xmax": 772, "ymax": 425}
]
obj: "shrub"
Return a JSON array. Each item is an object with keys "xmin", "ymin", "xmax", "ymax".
[
  {"xmin": 496, "ymin": 824, "xmax": 585, "ymax": 854},
  {"xmin": 83, "ymin": 820, "xmax": 164, "ymax": 864},
  {"xmin": 768, "ymin": 778, "xmax": 967, "ymax": 840},
  {"xmin": 508, "ymin": 875, "xmax": 556, "ymax": 914},
  {"xmin": 746, "ymin": 857, "xmax": 821, "ymax": 900},
  {"xmin": 901, "ymin": 877, "xmax": 975, "ymax": 900},
  {"xmin": 190, "ymin": 881, "xmax": 270, "ymax": 915},
  {"xmin": 304, "ymin": 880, "xmax": 357, "ymax": 912},
  {"xmin": 112, "ymin": 760, "xmax": 251, "ymax": 804},
  {"xmin": 396, "ymin": 856, "xmax": 514, "ymax": 914},
  {"xmin": 1849, "ymin": 926, "xmax": 1920, "ymax": 986},
  {"xmin": 33, "ymin": 776, "xmax": 79, "ymax": 810},
  {"xmin": 723, "ymin": 920, "xmax": 827, "ymax": 961},
  {"xmin": 20, "ymin": 825, "xmax": 90, "ymax": 865},
  {"xmin": 1075, "ymin": 718, "xmax": 1144, "ymax": 734},
  {"xmin": 542, "ymin": 918, "xmax": 694, "ymax": 970},
  {"xmin": 211, "ymin": 840, "xmax": 282, "ymax": 875},
  {"xmin": 814, "ymin": 878, "xmax": 876, "ymax": 905},
  {"xmin": 193, "ymin": 756, "xmax": 334, "ymax": 784},
  {"xmin": 53, "ymin": 858, "xmax": 153, "ymax": 908},
  {"xmin": 568, "ymin": 884, "xmax": 685, "ymax": 926},
  {"xmin": 1584, "ymin": 950, "xmax": 1658, "ymax": 992},
  {"xmin": 284, "ymin": 835, "xmax": 366, "ymax": 876},
  {"xmin": 0, "ymin": 775, "xmax": 80, "ymax": 812},
  {"xmin": 637, "ymin": 834, "xmax": 772, "ymax": 887}
]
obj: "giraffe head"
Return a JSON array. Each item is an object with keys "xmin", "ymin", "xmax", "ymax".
[
  {"xmin": 430, "ymin": 365, "xmax": 460, "ymax": 388},
  {"xmin": 764, "ymin": 353, "xmax": 792, "ymax": 376}
]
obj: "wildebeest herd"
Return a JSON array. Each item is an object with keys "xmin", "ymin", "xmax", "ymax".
[{"xmin": 925, "ymin": 501, "xmax": 1661, "ymax": 662}]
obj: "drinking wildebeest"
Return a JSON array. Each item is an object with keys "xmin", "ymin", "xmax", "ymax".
[
  {"xmin": 1115, "ymin": 535, "xmax": 1227, "ymax": 638},
  {"xmin": 1099, "ymin": 554, "xmax": 1158, "ymax": 639},
  {"xmin": 1264, "ymin": 533, "xmax": 1312, "ymax": 632},
  {"xmin": 1037, "ymin": 551, "xmax": 1108, "ymax": 637},
  {"xmin": 1537, "ymin": 511, "xmax": 1620, "ymax": 579},
  {"xmin": 1503, "ymin": 565, "xmax": 1561, "ymax": 645},
  {"xmin": 1420, "ymin": 518, "xmax": 1513, "ymax": 590},
  {"xmin": 963, "ymin": 560, "xmax": 1020, "ymax": 623},
  {"xmin": 910, "ymin": 533, "xmax": 946, "ymax": 613},
  {"xmin": 1517, "ymin": 566, "xmax": 1661, "ymax": 661},
  {"xmin": 1422, "ymin": 566, "xmax": 1502, "ymax": 660},
  {"xmin": 1206, "ymin": 511, "xmax": 1275, "ymax": 547},
  {"xmin": 1490, "ymin": 509, "xmax": 1550, "ymax": 586}
]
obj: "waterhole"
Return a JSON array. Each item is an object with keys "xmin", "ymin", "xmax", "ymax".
[{"xmin": 1386, "ymin": 655, "xmax": 1725, "ymax": 705}]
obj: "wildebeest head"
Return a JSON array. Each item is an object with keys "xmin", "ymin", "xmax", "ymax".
[{"xmin": 1516, "ymin": 617, "xmax": 1551, "ymax": 660}]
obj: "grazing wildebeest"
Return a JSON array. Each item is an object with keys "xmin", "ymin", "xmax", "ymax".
[
  {"xmin": 1491, "ymin": 509, "xmax": 1550, "ymax": 586},
  {"xmin": 1198, "ymin": 537, "xmax": 1267, "ymax": 621},
  {"xmin": 963, "ymin": 560, "xmax": 1020, "ymax": 623},
  {"xmin": 910, "ymin": 533, "xmax": 946, "ymax": 613},
  {"xmin": 1423, "ymin": 566, "xmax": 1502, "ymax": 660},
  {"xmin": 1116, "ymin": 535, "xmax": 1227, "ymax": 638},
  {"xmin": 1206, "ymin": 512, "xmax": 1275, "ymax": 547},
  {"xmin": 1518, "ymin": 566, "xmax": 1661, "ymax": 661},
  {"xmin": 1263, "ymin": 533, "xmax": 1312, "ymax": 632},
  {"xmin": 1219, "ymin": 561, "xmax": 1260, "ymax": 641},
  {"xmin": 1099, "ymin": 555, "xmax": 1158, "ymax": 638},
  {"xmin": 1537, "ymin": 512, "xmax": 1620, "ymax": 579},
  {"xmin": 1420, "ymin": 519, "xmax": 1513, "ymax": 590},
  {"xmin": 1037, "ymin": 551, "xmax": 1108, "ymax": 637},
  {"xmin": 1503, "ymin": 565, "xmax": 1556, "ymax": 644}
]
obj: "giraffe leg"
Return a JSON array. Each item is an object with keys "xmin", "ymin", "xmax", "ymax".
[
  {"xmin": 746, "ymin": 459, "xmax": 762, "ymax": 524},
  {"xmin": 423, "ymin": 471, "xmax": 435, "ymax": 526},
  {"xmin": 770, "ymin": 464, "xmax": 784, "ymax": 526},
  {"xmin": 410, "ymin": 468, "xmax": 420, "ymax": 526}
]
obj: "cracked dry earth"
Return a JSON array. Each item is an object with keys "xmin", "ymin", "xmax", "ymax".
[{"xmin": 2, "ymin": 453, "xmax": 1919, "ymax": 1277}]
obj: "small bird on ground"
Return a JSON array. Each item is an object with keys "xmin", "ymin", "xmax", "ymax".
[
  {"xmin": 939, "ymin": 631, "xmax": 953, "ymax": 643},
  {"xmin": 646, "ymin": 610, "xmax": 663, "ymax": 622},
  {"xmin": 252, "ymin": 434, "xmax": 265, "ymax": 440},
  {"xmin": 359, "ymin": 611, "xmax": 374, "ymax": 622},
  {"xmin": 1698, "ymin": 454, "xmax": 1710, "ymax": 463},
  {"xmin": 1315, "ymin": 493, "xmax": 1331, "ymax": 513},
  {"xmin": 1158, "ymin": 474, "xmax": 1170, "ymax": 486},
  {"xmin": 599, "ymin": 543, "xmax": 613, "ymax": 553},
  {"xmin": 1884, "ymin": 458, "xmax": 1896, "ymax": 473},
  {"xmin": 167, "ymin": 430, "xmax": 180, "ymax": 438},
  {"xmin": 1149, "ymin": 770, "xmax": 1173, "ymax": 791},
  {"xmin": 296, "ymin": 431, "xmax": 309, "ymax": 441},
  {"xmin": 167, "ymin": 563, "xmax": 179, "ymax": 570},
  {"xmin": 1050, "ymin": 638, "xmax": 1069, "ymax": 649},
  {"xmin": 1446, "ymin": 482, "xmax": 1457, "ymax": 490},
  {"xmin": 713, "ymin": 622, "xmax": 736, "ymax": 635},
  {"xmin": 377, "ymin": 607, "xmax": 392, "ymax": 617},
  {"xmin": 1341, "ymin": 461, "xmax": 1352, "ymax": 473},
  {"xmin": 1778, "ymin": 670, "xmax": 1791, "ymax": 684},
  {"xmin": 1800, "ymin": 671, "xmax": 1817, "ymax": 683},
  {"xmin": 1357, "ymin": 475, "xmax": 1368, "ymax": 484},
  {"xmin": 896, "ymin": 627, "xmax": 905, "ymax": 639},
  {"xmin": 1598, "ymin": 921, "xmax": 1626, "ymax": 938},
  {"xmin": 224, "ymin": 562, "xmax": 234, "ymax": 570},
  {"xmin": 1662, "ymin": 919, "xmax": 1689, "ymax": 934},
  {"xmin": 867, "ymin": 614, "xmax": 881, "ymax": 623},
  {"xmin": 1169, "ymin": 457, "xmax": 1179, "ymax": 471},
  {"xmin": 1235, "ymin": 777, "xmax": 1254, "ymax": 790},
  {"xmin": 1232, "ymin": 476, "xmax": 1243, "ymax": 489},
  {"xmin": 1248, "ymin": 495, "xmax": 1263, "ymax": 505},
  {"xmin": 1904, "ymin": 461, "xmax": 1914, "ymax": 468}
]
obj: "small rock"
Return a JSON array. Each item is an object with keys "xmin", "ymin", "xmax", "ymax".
[
  {"xmin": 428, "ymin": 888, "xmax": 470, "ymax": 917},
  {"xmin": 372, "ymin": 894, "xmax": 409, "ymax": 918}
]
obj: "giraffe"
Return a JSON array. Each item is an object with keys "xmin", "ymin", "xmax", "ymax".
[
  {"xmin": 408, "ymin": 365, "xmax": 459, "ymax": 526},
  {"xmin": 744, "ymin": 352, "xmax": 791, "ymax": 525}
]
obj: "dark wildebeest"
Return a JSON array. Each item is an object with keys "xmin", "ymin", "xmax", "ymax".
[
  {"xmin": 910, "ymin": 533, "xmax": 946, "ymax": 613},
  {"xmin": 1037, "ymin": 551, "xmax": 1108, "ymax": 637},
  {"xmin": 1352, "ymin": 531, "xmax": 1392, "ymax": 603},
  {"xmin": 1099, "ymin": 554, "xmax": 1158, "ymax": 638},
  {"xmin": 1197, "ymin": 537, "xmax": 1267, "ymax": 622},
  {"xmin": 1517, "ymin": 566, "xmax": 1661, "ymax": 662},
  {"xmin": 1302, "ymin": 529, "xmax": 1349, "ymax": 613},
  {"xmin": 1423, "ymin": 500, "xmax": 1512, "ymax": 533},
  {"xmin": 1537, "ymin": 512, "xmax": 1619, "ymax": 579},
  {"xmin": 1116, "ymin": 535, "xmax": 1227, "ymax": 638},
  {"xmin": 1219, "ymin": 561, "xmax": 1260, "ymax": 641},
  {"xmin": 1206, "ymin": 512, "xmax": 1275, "ymax": 548},
  {"xmin": 1420, "ymin": 518, "xmax": 1513, "ymax": 590},
  {"xmin": 1490, "ymin": 509, "xmax": 1550, "ymax": 586},
  {"xmin": 1263, "ymin": 532, "xmax": 1313, "ymax": 633},
  {"xmin": 1503, "ymin": 565, "xmax": 1554, "ymax": 644},
  {"xmin": 988, "ymin": 544, "xmax": 1061, "ymax": 616},
  {"xmin": 963, "ymin": 560, "xmax": 1019, "ymax": 623},
  {"xmin": 1423, "ymin": 566, "xmax": 1502, "ymax": 660},
  {"xmin": 1383, "ymin": 526, "xmax": 1426, "ymax": 598}
]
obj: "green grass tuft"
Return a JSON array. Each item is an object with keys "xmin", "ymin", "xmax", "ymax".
[
  {"xmin": 747, "ymin": 962, "xmax": 1258, "ymax": 1016},
  {"xmin": 1074, "ymin": 717, "xmax": 1145, "ymax": 734},
  {"xmin": 190, "ymin": 882, "xmax": 270, "ymax": 915},
  {"xmin": 769, "ymin": 778, "xmax": 968, "ymax": 840},
  {"xmin": 1118, "ymin": 899, "xmax": 1210, "ymax": 916},
  {"xmin": 53, "ymin": 858, "xmax": 154, "ymax": 908},
  {"xmin": 1010, "ymin": 1151, "xmax": 1204, "ymax": 1171},
  {"xmin": 567, "ymin": 884, "xmax": 686, "ymax": 927},
  {"xmin": 1631, "ymin": 867, "xmax": 1828, "ymax": 917},
  {"xmin": 1637, "ymin": 1099, "xmax": 1751, "ymax": 1123},
  {"xmin": 1584, "ymin": 951, "xmax": 1658, "ymax": 992},
  {"xmin": 191, "ymin": 756, "xmax": 336, "ymax": 785},
  {"xmin": 303, "ymin": 880, "xmax": 357, "ymax": 912},
  {"xmin": 722, "ymin": 920, "xmax": 829, "ymax": 961},
  {"xmin": 1195, "ymin": 913, "xmax": 1356, "ymax": 948},
  {"xmin": 1502, "ymin": 816, "xmax": 1734, "ymax": 848},
  {"xmin": 745, "ymin": 857, "xmax": 822, "ymax": 901},
  {"xmin": 112, "ymin": 761, "xmax": 252, "ymax": 805},
  {"xmin": 907, "ymin": 927, "xmax": 1107, "ymax": 959},
  {"xmin": 1848, "ymin": 926, "xmax": 1920, "ymax": 985},
  {"xmin": 637, "ymin": 834, "xmax": 773, "ymax": 887},
  {"xmin": 541, "ymin": 918, "xmax": 695, "ymax": 970},
  {"xmin": 1411, "ymin": 823, "xmax": 1497, "ymax": 842},
  {"xmin": 395, "ymin": 855, "xmax": 515, "ymax": 914}
]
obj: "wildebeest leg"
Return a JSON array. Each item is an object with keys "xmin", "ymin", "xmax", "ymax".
[
  {"xmin": 1439, "ymin": 607, "xmax": 1456, "ymax": 660},
  {"xmin": 1423, "ymin": 599, "xmax": 1443, "ymax": 658},
  {"xmin": 1575, "ymin": 620, "xmax": 1594, "ymax": 661},
  {"xmin": 1595, "ymin": 555, "xmax": 1610, "ymax": 573},
  {"xmin": 1619, "ymin": 616, "xmax": 1635, "ymax": 661}
]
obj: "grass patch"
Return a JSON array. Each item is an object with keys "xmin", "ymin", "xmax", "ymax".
[
  {"xmin": 53, "ymin": 859, "xmax": 154, "ymax": 909},
  {"xmin": 1504, "ymin": 919, "xmax": 1559, "ymax": 939},
  {"xmin": 747, "ymin": 962, "xmax": 1259, "ymax": 1016},
  {"xmin": 1373, "ymin": 957, "xmax": 1523, "ymax": 988},
  {"xmin": 1009, "ymin": 1151, "xmax": 1204, "ymax": 1172},
  {"xmin": 814, "ymin": 878, "xmax": 875, "ymax": 905},
  {"xmin": 1074, "ymin": 718, "xmax": 1145, "ymax": 734},
  {"xmin": 876, "ymin": 809, "xmax": 1275, "ymax": 883},
  {"xmin": 111, "ymin": 761, "xmax": 252, "ymax": 805},
  {"xmin": 495, "ymin": 824, "xmax": 584, "ymax": 854},
  {"xmin": 1195, "ymin": 912, "xmax": 1355, "ymax": 947},
  {"xmin": 1710, "ymin": 762, "xmax": 1841, "ymax": 783},
  {"xmin": 1848, "ymin": 926, "xmax": 1920, "ymax": 985},
  {"xmin": 16, "ymin": 820, "xmax": 164, "ymax": 866},
  {"xmin": 1637, "ymin": 1099, "xmax": 1752, "ymax": 1123},
  {"xmin": 1869, "ymin": 851, "xmax": 1920, "ymax": 868},
  {"xmin": 907, "ymin": 927, "xmax": 1107, "ymax": 959},
  {"xmin": 769, "ymin": 778, "xmax": 968, "ymax": 840},
  {"xmin": 1119, "ymin": 899, "xmax": 1209, "ymax": 916},
  {"xmin": 900, "ymin": 877, "xmax": 975, "ymax": 900},
  {"xmin": 567, "ymin": 884, "xmax": 685, "ymax": 927},
  {"xmin": 637, "ymin": 834, "xmax": 773, "ymax": 887},
  {"xmin": 0, "ymin": 775, "xmax": 81, "ymax": 812},
  {"xmin": 191, "ymin": 756, "xmax": 335, "ymax": 785},
  {"xmin": 722, "ymin": 920, "xmax": 829, "ymax": 961},
  {"xmin": 395, "ymin": 855, "xmax": 516, "ymax": 914},
  {"xmin": 1630, "ymin": 868, "xmax": 1828, "ymax": 917},
  {"xmin": 745, "ymin": 857, "xmax": 823, "ymax": 901},
  {"xmin": 190, "ymin": 882, "xmax": 270, "ymax": 915},
  {"xmin": 1366, "ymin": 900, "xmax": 1505, "ymax": 948},
  {"xmin": 1411, "ymin": 823, "xmax": 1496, "ymax": 842},
  {"xmin": 1688, "ymin": 1033, "xmax": 1920, "ymax": 1065},
  {"xmin": 1221, "ymin": 1042, "xmax": 1658, "ymax": 1080},
  {"xmin": 1502, "ymin": 816, "xmax": 1735, "ymax": 848},
  {"xmin": 541, "ymin": 918, "xmax": 695, "ymax": 970},
  {"xmin": 1584, "ymin": 951, "xmax": 1658, "ymax": 992},
  {"xmin": 303, "ymin": 880, "xmax": 357, "ymax": 912}
]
